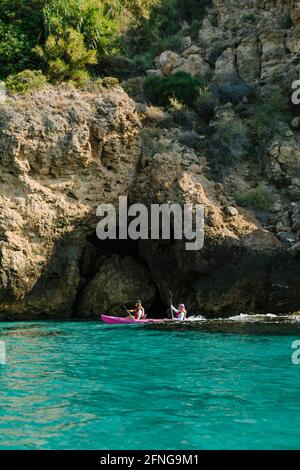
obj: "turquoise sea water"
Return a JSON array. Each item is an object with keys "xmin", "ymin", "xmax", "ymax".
[{"xmin": 0, "ymin": 321, "xmax": 300, "ymax": 450}]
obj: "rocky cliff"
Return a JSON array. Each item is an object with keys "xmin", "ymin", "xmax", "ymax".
[
  {"xmin": 1, "ymin": 0, "xmax": 300, "ymax": 319},
  {"xmin": 154, "ymin": 0, "xmax": 300, "ymax": 87}
]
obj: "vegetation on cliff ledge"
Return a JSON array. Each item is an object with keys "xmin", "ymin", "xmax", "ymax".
[{"xmin": 0, "ymin": 0, "xmax": 212, "ymax": 85}]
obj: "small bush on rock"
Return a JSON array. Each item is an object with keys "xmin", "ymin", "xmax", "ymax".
[
  {"xmin": 211, "ymin": 75, "xmax": 255, "ymax": 105},
  {"xmin": 234, "ymin": 185, "xmax": 275, "ymax": 211},
  {"xmin": 179, "ymin": 130, "xmax": 202, "ymax": 151},
  {"xmin": 246, "ymin": 87, "xmax": 291, "ymax": 156},
  {"xmin": 144, "ymin": 71, "xmax": 204, "ymax": 107},
  {"xmin": 207, "ymin": 118, "xmax": 249, "ymax": 173},
  {"xmin": 195, "ymin": 89, "xmax": 217, "ymax": 123},
  {"xmin": 279, "ymin": 12, "xmax": 293, "ymax": 29},
  {"xmin": 160, "ymin": 107, "xmax": 198, "ymax": 130},
  {"xmin": 144, "ymin": 105, "xmax": 166, "ymax": 124},
  {"xmin": 140, "ymin": 129, "xmax": 169, "ymax": 157},
  {"xmin": 122, "ymin": 77, "xmax": 146, "ymax": 102},
  {"xmin": 35, "ymin": 28, "xmax": 97, "ymax": 86},
  {"xmin": 102, "ymin": 77, "xmax": 119, "ymax": 88},
  {"xmin": 6, "ymin": 69, "xmax": 47, "ymax": 94}
]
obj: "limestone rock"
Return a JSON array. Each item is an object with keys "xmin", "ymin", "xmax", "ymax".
[
  {"xmin": 291, "ymin": 1, "xmax": 300, "ymax": 25},
  {"xmin": 183, "ymin": 45, "xmax": 201, "ymax": 57},
  {"xmin": 156, "ymin": 51, "xmax": 181, "ymax": 75},
  {"xmin": 182, "ymin": 36, "xmax": 192, "ymax": 49},
  {"xmin": 266, "ymin": 138, "xmax": 300, "ymax": 183},
  {"xmin": 172, "ymin": 54, "xmax": 211, "ymax": 77},
  {"xmin": 277, "ymin": 231, "xmax": 297, "ymax": 245},
  {"xmin": 78, "ymin": 254, "xmax": 156, "ymax": 317},
  {"xmin": 0, "ymin": 85, "xmax": 141, "ymax": 318},
  {"xmin": 146, "ymin": 69, "xmax": 163, "ymax": 77},
  {"xmin": 259, "ymin": 30, "xmax": 288, "ymax": 83},
  {"xmin": 237, "ymin": 38, "xmax": 261, "ymax": 82},
  {"xmin": 286, "ymin": 25, "xmax": 300, "ymax": 53},
  {"xmin": 225, "ymin": 206, "xmax": 239, "ymax": 217},
  {"xmin": 199, "ymin": 18, "xmax": 226, "ymax": 63},
  {"xmin": 214, "ymin": 48, "xmax": 237, "ymax": 78}
]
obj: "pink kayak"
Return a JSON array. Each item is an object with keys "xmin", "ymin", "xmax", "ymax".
[{"xmin": 101, "ymin": 315, "xmax": 169, "ymax": 325}]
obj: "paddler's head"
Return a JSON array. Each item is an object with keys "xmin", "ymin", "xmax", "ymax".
[
  {"xmin": 136, "ymin": 300, "xmax": 142, "ymax": 307},
  {"xmin": 178, "ymin": 303, "xmax": 186, "ymax": 312}
]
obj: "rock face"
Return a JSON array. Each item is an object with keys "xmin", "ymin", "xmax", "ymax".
[
  {"xmin": 152, "ymin": 0, "xmax": 300, "ymax": 87},
  {"xmin": 237, "ymin": 39, "xmax": 261, "ymax": 82},
  {"xmin": 130, "ymin": 131, "xmax": 300, "ymax": 316},
  {"xmin": 78, "ymin": 254, "xmax": 156, "ymax": 317},
  {"xmin": 0, "ymin": 85, "xmax": 141, "ymax": 318},
  {"xmin": 155, "ymin": 49, "xmax": 211, "ymax": 77},
  {"xmin": 266, "ymin": 136, "xmax": 300, "ymax": 183},
  {"xmin": 1, "ymin": 85, "xmax": 300, "ymax": 319}
]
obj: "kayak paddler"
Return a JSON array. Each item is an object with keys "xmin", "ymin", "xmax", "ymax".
[
  {"xmin": 127, "ymin": 300, "xmax": 146, "ymax": 321},
  {"xmin": 171, "ymin": 303, "xmax": 187, "ymax": 321}
]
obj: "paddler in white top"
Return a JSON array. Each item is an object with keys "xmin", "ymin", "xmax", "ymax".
[
  {"xmin": 171, "ymin": 303, "xmax": 187, "ymax": 321},
  {"xmin": 127, "ymin": 300, "xmax": 146, "ymax": 321}
]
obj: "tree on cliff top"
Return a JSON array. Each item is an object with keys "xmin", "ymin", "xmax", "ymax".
[
  {"xmin": 35, "ymin": 27, "xmax": 97, "ymax": 86},
  {"xmin": 0, "ymin": 0, "xmax": 45, "ymax": 77},
  {"xmin": 122, "ymin": 0, "xmax": 212, "ymax": 58},
  {"xmin": 43, "ymin": 0, "xmax": 123, "ymax": 54},
  {"xmin": 0, "ymin": 0, "xmax": 125, "ymax": 79}
]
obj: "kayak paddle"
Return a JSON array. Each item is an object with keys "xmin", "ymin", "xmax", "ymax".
[
  {"xmin": 169, "ymin": 290, "xmax": 174, "ymax": 320},
  {"xmin": 122, "ymin": 305, "xmax": 135, "ymax": 320}
]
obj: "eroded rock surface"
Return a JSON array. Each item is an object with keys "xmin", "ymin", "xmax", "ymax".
[{"xmin": 0, "ymin": 85, "xmax": 141, "ymax": 318}]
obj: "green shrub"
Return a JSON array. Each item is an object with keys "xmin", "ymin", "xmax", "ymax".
[
  {"xmin": 168, "ymin": 107, "xmax": 198, "ymax": 128},
  {"xmin": 0, "ymin": 1, "xmax": 45, "ymax": 77},
  {"xmin": 35, "ymin": 28, "xmax": 97, "ymax": 86},
  {"xmin": 150, "ymin": 32, "xmax": 185, "ymax": 56},
  {"xmin": 179, "ymin": 130, "xmax": 202, "ymax": 151},
  {"xmin": 195, "ymin": 89, "xmax": 217, "ymax": 123},
  {"xmin": 207, "ymin": 119, "xmax": 249, "ymax": 173},
  {"xmin": 102, "ymin": 76, "xmax": 119, "ymax": 88},
  {"xmin": 211, "ymin": 75, "xmax": 255, "ymax": 105},
  {"xmin": 128, "ymin": 53, "xmax": 154, "ymax": 76},
  {"xmin": 207, "ymin": 13, "xmax": 218, "ymax": 27},
  {"xmin": 234, "ymin": 185, "xmax": 275, "ymax": 211},
  {"xmin": 140, "ymin": 129, "xmax": 169, "ymax": 157},
  {"xmin": 206, "ymin": 40, "xmax": 226, "ymax": 64},
  {"xmin": 122, "ymin": 77, "xmax": 146, "ymax": 102},
  {"xmin": 144, "ymin": 71, "xmax": 204, "ymax": 107},
  {"xmin": 83, "ymin": 77, "xmax": 104, "ymax": 92},
  {"xmin": 6, "ymin": 69, "xmax": 47, "ymax": 94},
  {"xmin": 188, "ymin": 19, "xmax": 203, "ymax": 41},
  {"xmin": 96, "ymin": 53, "xmax": 153, "ymax": 80},
  {"xmin": 0, "ymin": 0, "xmax": 128, "ymax": 79},
  {"xmin": 123, "ymin": 0, "xmax": 212, "ymax": 55},
  {"xmin": 246, "ymin": 87, "xmax": 291, "ymax": 157},
  {"xmin": 158, "ymin": 107, "xmax": 198, "ymax": 130},
  {"xmin": 241, "ymin": 13, "xmax": 257, "ymax": 23},
  {"xmin": 279, "ymin": 12, "xmax": 293, "ymax": 29},
  {"xmin": 95, "ymin": 55, "xmax": 131, "ymax": 80},
  {"xmin": 43, "ymin": 0, "xmax": 123, "ymax": 54}
]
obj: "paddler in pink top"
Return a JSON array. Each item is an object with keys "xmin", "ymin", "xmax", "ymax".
[
  {"xmin": 171, "ymin": 303, "xmax": 187, "ymax": 320},
  {"xmin": 127, "ymin": 300, "xmax": 146, "ymax": 320}
]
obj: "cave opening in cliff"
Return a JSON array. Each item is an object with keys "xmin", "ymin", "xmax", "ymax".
[{"xmin": 73, "ymin": 230, "xmax": 167, "ymax": 318}]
